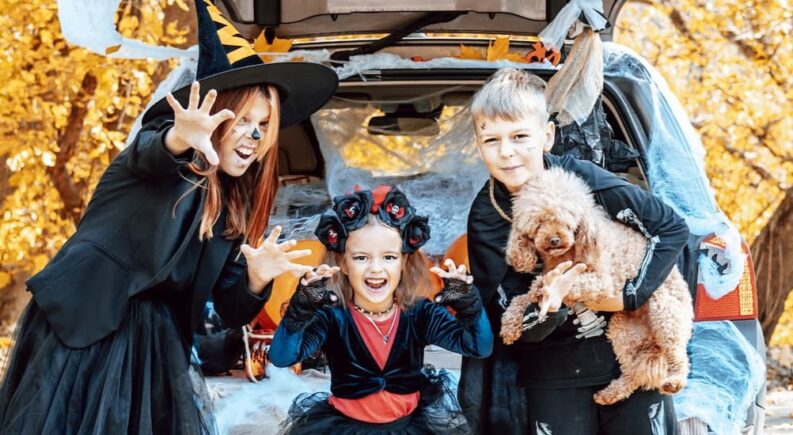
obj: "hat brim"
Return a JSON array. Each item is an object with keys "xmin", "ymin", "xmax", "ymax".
[{"xmin": 141, "ymin": 62, "xmax": 338, "ymax": 127}]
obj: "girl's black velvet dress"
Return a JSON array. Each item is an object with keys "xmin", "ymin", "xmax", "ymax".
[
  {"xmin": 269, "ymin": 298, "xmax": 493, "ymax": 434},
  {"xmin": 0, "ymin": 118, "xmax": 270, "ymax": 435}
]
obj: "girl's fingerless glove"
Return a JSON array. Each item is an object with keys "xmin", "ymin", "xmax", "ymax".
[
  {"xmin": 282, "ymin": 278, "xmax": 336, "ymax": 332},
  {"xmin": 435, "ymin": 278, "xmax": 483, "ymax": 326}
]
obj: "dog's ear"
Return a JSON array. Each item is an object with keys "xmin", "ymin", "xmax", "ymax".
[
  {"xmin": 573, "ymin": 211, "xmax": 601, "ymax": 269},
  {"xmin": 506, "ymin": 232, "xmax": 538, "ymax": 273}
]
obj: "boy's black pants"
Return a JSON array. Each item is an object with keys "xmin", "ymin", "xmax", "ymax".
[{"xmin": 525, "ymin": 386, "xmax": 678, "ymax": 435}]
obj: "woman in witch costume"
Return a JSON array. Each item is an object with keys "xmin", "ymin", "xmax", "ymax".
[
  {"xmin": 0, "ymin": 2, "xmax": 337, "ymax": 434},
  {"xmin": 458, "ymin": 69, "xmax": 688, "ymax": 434},
  {"xmin": 269, "ymin": 185, "xmax": 493, "ymax": 434}
]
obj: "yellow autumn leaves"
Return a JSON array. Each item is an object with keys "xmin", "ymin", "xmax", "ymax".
[
  {"xmin": 458, "ymin": 36, "xmax": 545, "ymax": 63},
  {"xmin": 0, "ymin": 0, "xmax": 190, "ymax": 286},
  {"xmin": 615, "ymin": 0, "xmax": 792, "ymax": 245}
]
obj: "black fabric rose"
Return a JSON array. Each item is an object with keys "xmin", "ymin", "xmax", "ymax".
[
  {"xmin": 378, "ymin": 188, "xmax": 414, "ymax": 229},
  {"xmin": 332, "ymin": 191, "xmax": 373, "ymax": 231},
  {"xmin": 314, "ymin": 210, "xmax": 349, "ymax": 252},
  {"xmin": 401, "ymin": 215, "xmax": 431, "ymax": 253}
]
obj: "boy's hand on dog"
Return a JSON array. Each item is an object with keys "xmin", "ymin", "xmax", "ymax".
[{"xmin": 538, "ymin": 261, "xmax": 587, "ymax": 318}]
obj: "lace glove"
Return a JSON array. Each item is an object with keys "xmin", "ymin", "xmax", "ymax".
[
  {"xmin": 282, "ymin": 277, "xmax": 337, "ymax": 332},
  {"xmin": 435, "ymin": 278, "xmax": 483, "ymax": 326}
]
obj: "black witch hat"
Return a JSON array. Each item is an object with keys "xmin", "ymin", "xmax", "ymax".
[{"xmin": 142, "ymin": 0, "xmax": 337, "ymax": 126}]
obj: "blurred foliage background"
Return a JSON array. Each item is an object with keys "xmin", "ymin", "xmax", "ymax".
[
  {"xmin": 614, "ymin": 0, "xmax": 792, "ymax": 345},
  {"xmin": 0, "ymin": 0, "xmax": 791, "ymax": 342}
]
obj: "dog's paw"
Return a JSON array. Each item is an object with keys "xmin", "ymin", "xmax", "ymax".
[
  {"xmin": 527, "ymin": 286, "xmax": 543, "ymax": 304},
  {"xmin": 593, "ymin": 390, "xmax": 616, "ymax": 406},
  {"xmin": 593, "ymin": 380, "xmax": 632, "ymax": 405},
  {"xmin": 660, "ymin": 377, "xmax": 686, "ymax": 395},
  {"xmin": 500, "ymin": 324, "xmax": 522, "ymax": 345},
  {"xmin": 593, "ymin": 389, "xmax": 623, "ymax": 406},
  {"xmin": 500, "ymin": 294, "xmax": 533, "ymax": 345}
]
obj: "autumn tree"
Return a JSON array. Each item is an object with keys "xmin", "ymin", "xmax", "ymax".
[
  {"xmin": 615, "ymin": 0, "xmax": 792, "ymax": 342},
  {"xmin": 0, "ymin": 0, "xmax": 194, "ymax": 328}
]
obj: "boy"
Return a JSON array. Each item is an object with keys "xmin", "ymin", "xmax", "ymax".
[{"xmin": 459, "ymin": 68, "xmax": 688, "ymax": 434}]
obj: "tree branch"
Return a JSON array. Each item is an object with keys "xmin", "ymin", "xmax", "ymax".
[
  {"xmin": 47, "ymin": 72, "xmax": 97, "ymax": 225},
  {"xmin": 752, "ymin": 186, "xmax": 793, "ymax": 342},
  {"xmin": 721, "ymin": 143, "xmax": 785, "ymax": 187}
]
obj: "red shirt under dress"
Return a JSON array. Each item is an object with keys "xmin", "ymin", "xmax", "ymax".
[{"xmin": 327, "ymin": 306, "xmax": 420, "ymax": 423}]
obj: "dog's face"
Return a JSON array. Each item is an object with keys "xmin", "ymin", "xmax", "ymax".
[
  {"xmin": 506, "ymin": 190, "xmax": 603, "ymax": 273},
  {"xmin": 507, "ymin": 208, "xmax": 579, "ymax": 273},
  {"xmin": 506, "ymin": 168, "xmax": 604, "ymax": 273},
  {"xmin": 532, "ymin": 214, "xmax": 577, "ymax": 260}
]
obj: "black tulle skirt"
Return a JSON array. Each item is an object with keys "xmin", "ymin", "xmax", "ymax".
[
  {"xmin": 0, "ymin": 297, "xmax": 217, "ymax": 435},
  {"xmin": 279, "ymin": 367, "xmax": 470, "ymax": 435}
]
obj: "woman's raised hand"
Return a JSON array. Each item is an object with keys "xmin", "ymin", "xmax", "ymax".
[
  {"xmin": 164, "ymin": 81, "xmax": 236, "ymax": 165},
  {"xmin": 240, "ymin": 226, "xmax": 315, "ymax": 294}
]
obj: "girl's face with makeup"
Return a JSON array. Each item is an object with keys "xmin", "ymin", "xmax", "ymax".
[{"xmin": 340, "ymin": 221, "xmax": 404, "ymax": 312}]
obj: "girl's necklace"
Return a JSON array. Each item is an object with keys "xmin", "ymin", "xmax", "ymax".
[
  {"xmin": 352, "ymin": 300, "xmax": 396, "ymax": 318},
  {"xmin": 353, "ymin": 302, "xmax": 399, "ymax": 344},
  {"xmin": 363, "ymin": 309, "xmax": 399, "ymax": 344},
  {"xmin": 489, "ymin": 176, "xmax": 512, "ymax": 223}
]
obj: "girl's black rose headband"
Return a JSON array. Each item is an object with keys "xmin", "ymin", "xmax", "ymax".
[{"xmin": 314, "ymin": 185, "xmax": 431, "ymax": 253}]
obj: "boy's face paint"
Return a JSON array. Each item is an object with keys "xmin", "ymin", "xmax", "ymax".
[
  {"xmin": 475, "ymin": 114, "xmax": 554, "ymax": 193},
  {"xmin": 218, "ymin": 93, "xmax": 270, "ymax": 177},
  {"xmin": 341, "ymin": 222, "xmax": 404, "ymax": 312}
]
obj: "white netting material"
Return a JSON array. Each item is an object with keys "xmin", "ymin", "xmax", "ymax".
[
  {"xmin": 538, "ymin": 0, "xmax": 610, "ymax": 51},
  {"xmin": 269, "ymin": 101, "xmax": 489, "ymax": 256},
  {"xmin": 545, "ymin": 29, "xmax": 603, "ymax": 127},
  {"xmin": 603, "ymin": 43, "xmax": 744, "ymax": 299},
  {"xmin": 60, "ymin": 0, "xmax": 744, "ymax": 291},
  {"xmin": 672, "ymin": 321, "xmax": 765, "ymax": 435},
  {"xmin": 58, "ymin": 0, "xmax": 195, "ymax": 60}
]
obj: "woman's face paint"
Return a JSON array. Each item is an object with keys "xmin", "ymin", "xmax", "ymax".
[{"xmin": 218, "ymin": 93, "xmax": 270, "ymax": 177}]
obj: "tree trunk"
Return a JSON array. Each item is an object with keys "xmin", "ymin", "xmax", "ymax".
[
  {"xmin": 47, "ymin": 72, "xmax": 98, "ymax": 225},
  {"xmin": 752, "ymin": 188, "xmax": 793, "ymax": 343}
]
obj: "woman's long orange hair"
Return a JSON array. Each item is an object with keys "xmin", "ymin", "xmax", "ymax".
[{"xmin": 185, "ymin": 85, "xmax": 281, "ymax": 244}]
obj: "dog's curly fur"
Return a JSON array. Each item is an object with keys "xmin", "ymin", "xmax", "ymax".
[{"xmin": 500, "ymin": 167, "xmax": 693, "ymax": 405}]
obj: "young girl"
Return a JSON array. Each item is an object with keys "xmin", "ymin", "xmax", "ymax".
[
  {"xmin": 269, "ymin": 186, "xmax": 493, "ymax": 434},
  {"xmin": 0, "ymin": 2, "xmax": 337, "ymax": 433}
]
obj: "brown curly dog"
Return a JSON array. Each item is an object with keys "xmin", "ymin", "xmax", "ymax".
[{"xmin": 500, "ymin": 166, "xmax": 693, "ymax": 405}]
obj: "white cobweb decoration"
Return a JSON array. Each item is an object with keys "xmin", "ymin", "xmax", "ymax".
[
  {"xmin": 603, "ymin": 43, "xmax": 744, "ymax": 298},
  {"xmin": 58, "ymin": 0, "xmax": 195, "ymax": 60},
  {"xmin": 269, "ymin": 98, "xmax": 488, "ymax": 256}
]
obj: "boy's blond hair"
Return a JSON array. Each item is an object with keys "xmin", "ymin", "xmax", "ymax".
[{"xmin": 470, "ymin": 68, "xmax": 549, "ymax": 127}]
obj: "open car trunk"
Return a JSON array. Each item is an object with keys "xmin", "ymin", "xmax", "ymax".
[{"xmin": 216, "ymin": 0, "xmax": 625, "ymax": 41}]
